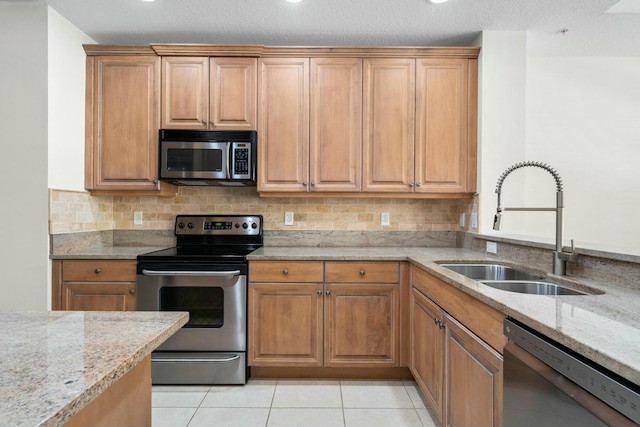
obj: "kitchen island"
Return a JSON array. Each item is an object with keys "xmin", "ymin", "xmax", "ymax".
[{"xmin": 0, "ymin": 311, "xmax": 188, "ymax": 427}]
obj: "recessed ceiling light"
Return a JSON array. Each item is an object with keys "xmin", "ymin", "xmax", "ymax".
[
  {"xmin": 428, "ymin": 0, "xmax": 450, "ymax": 3},
  {"xmin": 286, "ymin": 0, "xmax": 303, "ymax": 3},
  {"xmin": 142, "ymin": 0, "xmax": 156, "ymax": 2}
]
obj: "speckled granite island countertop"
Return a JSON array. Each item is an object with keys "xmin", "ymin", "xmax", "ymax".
[
  {"xmin": 248, "ymin": 247, "xmax": 640, "ymax": 386},
  {"xmin": 0, "ymin": 311, "xmax": 188, "ymax": 427}
]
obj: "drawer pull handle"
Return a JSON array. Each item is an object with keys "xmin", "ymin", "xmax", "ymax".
[
  {"xmin": 359, "ymin": 270, "xmax": 365, "ymax": 276},
  {"xmin": 94, "ymin": 268, "xmax": 101, "ymax": 274},
  {"xmin": 283, "ymin": 269, "xmax": 289, "ymax": 276}
]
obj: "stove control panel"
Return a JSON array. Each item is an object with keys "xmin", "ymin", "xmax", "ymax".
[{"xmin": 175, "ymin": 215, "xmax": 262, "ymax": 236}]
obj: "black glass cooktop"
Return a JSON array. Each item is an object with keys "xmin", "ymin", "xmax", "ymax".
[{"xmin": 138, "ymin": 244, "xmax": 261, "ymax": 263}]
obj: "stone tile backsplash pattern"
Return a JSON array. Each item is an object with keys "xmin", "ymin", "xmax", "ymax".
[{"xmin": 49, "ymin": 188, "xmax": 475, "ymax": 234}]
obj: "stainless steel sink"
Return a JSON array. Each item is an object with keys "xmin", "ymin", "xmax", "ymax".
[
  {"xmin": 439, "ymin": 263, "xmax": 595, "ymax": 296},
  {"xmin": 479, "ymin": 280, "xmax": 588, "ymax": 296},
  {"xmin": 440, "ymin": 263, "xmax": 544, "ymax": 282}
]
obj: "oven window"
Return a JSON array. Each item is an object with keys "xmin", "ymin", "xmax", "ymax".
[
  {"xmin": 167, "ymin": 148, "xmax": 223, "ymax": 172},
  {"xmin": 160, "ymin": 287, "xmax": 224, "ymax": 328}
]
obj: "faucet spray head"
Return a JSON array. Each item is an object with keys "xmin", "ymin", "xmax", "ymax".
[{"xmin": 493, "ymin": 212, "xmax": 502, "ymax": 230}]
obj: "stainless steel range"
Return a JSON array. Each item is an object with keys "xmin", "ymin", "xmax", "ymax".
[{"xmin": 136, "ymin": 214, "xmax": 262, "ymax": 385}]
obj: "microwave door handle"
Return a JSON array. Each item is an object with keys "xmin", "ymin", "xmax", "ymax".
[{"xmin": 227, "ymin": 142, "xmax": 232, "ymax": 179}]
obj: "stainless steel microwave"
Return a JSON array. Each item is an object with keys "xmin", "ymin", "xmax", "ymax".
[{"xmin": 159, "ymin": 129, "xmax": 257, "ymax": 186}]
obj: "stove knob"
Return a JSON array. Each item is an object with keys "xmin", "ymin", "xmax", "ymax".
[
  {"xmin": 188, "ymin": 222, "xmax": 194, "ymax": 229},
  {"xmin": 178, "ymin": 222, "xmax": 185, "ymax": 229},
  {"xmin": 235, "ymin": 223, "xmax": 240, "ymax": 228},
  {"xmin": 251, "ymin": 222, "xmax": 258, "ymax": 229},
  {"xmin": 242, "ymin": 222, "xmax": 248, "ymax": 229}
]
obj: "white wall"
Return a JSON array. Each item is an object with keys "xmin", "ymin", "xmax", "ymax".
[
  {"xmin": 48, "ymin": 7, "xmax": 95, "ymax": 191},
  {"xmin": 525, "ymin": 57, "xmax": 640, "ymax": 254},
  {"xmin": 0, "ymin": 3, "xmax": 49, "ymax": 311},
  {"xmin": 477, "ymin": 32, "xmax": 528, "ymax": 235}
]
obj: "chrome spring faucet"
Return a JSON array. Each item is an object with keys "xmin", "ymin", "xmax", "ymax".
[{"xmin": 493, "ymin": 161, "xmax": 577, "ymax": 275}]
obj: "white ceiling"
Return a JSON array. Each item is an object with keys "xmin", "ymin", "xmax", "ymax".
[{"xmin": 37, "ymin": 0, "xmax": 640, "ymax": 56}]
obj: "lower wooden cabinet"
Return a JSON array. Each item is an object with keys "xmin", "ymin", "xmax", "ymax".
[
  {"xmin": 52, "ymin": 259, "xmax": 137, "ymax": 311},
  {"xmin": 410, "ymin": 287, "xmax": 445, "ymax": 423},
  {"xmin": 446, "ymin": 313, "xmax": 503, "ymax": 427},
  {"xmin": 248, "ymin": 261, "xmax": 400, "ymax": 368},
  {"xmin": 410, "ymin": 281, "xmax": 504, "ymax": 427},
  {"xmin": 249, "ymin": 283, "xmax": 324, "ymax": 366}
]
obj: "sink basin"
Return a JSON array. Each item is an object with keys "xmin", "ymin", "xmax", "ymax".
[
  {"xmin": 479, "ymin": 280, "xmax": 589, "ymax": 296},
  {"xmin": 439, "ymin": 263, "xmax": 596, "ymax": 296},
  {"xmin": 440, "ymin": 263, "xmax": 544, "ymax": 282}
]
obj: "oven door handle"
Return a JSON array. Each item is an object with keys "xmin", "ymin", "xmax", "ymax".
[
  {"xmin": 141, "ymin": 269, "xmax": 241, "ymax": 278},
  {"xmin": 152, "ymin": 355, "xmax": 240, "ymax": 363}
]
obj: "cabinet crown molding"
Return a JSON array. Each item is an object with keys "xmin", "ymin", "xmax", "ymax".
[{"xmin": 83, "ymin": 43, "xmax": 480, "ymax": 59}]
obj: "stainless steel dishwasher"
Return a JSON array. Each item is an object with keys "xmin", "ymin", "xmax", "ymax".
[{"xmin": 503, "ymin": 318, "xmax": 640, "ymax": 426}]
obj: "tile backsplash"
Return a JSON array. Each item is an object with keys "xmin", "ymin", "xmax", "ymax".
[{"xmin": 49, "ymin": 188, "xmax": 475, "ymax": 234}]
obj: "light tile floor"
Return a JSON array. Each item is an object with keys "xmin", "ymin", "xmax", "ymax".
[{"xmin": 152, "ymin": 379, "xmax": 440, "ymax": 427}]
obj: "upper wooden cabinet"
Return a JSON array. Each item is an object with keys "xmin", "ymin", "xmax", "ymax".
[
  {"xmin": 84, "ymin": 44, "xmax": 478, "ymax": 197},
  {"xmin": 363, "ymin": 58, "xmax": 416, "ymax": 192},
  {"xmin": 257, "ymin": 58, "xmax": 310, "ymax": 192},
  {"xmin": 85, "ymin": 52, "xmax": 175, "ymax": 196},
  {"xmin": 310, "ymin": 58, "xmax": 363, "ymax": 192},
  {"xmin": 161, "ymin": 56, "xmax": 257, "ymax": 130},
  {"xmin": 416, "ymin": 58, "xmax": 477, "ymax": 194},
  {"xmin": 259, "ymin": 57, "xmax": 363, "ymax": 193}
]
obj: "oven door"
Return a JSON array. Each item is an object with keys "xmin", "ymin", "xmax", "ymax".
[
  {"xmin": 160, "ymin": 141, "xmax": 230, "ymax": 180},
  {"xmin": 137, "ymin": 266, "xmax": 246, "ymax": 352}
]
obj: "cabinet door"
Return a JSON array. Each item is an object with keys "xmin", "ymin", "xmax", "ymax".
[
  {"xmin": 446, "ymin": 313, "xmax": 503, "ymax": 427},
  {"xmin": 86, "ymin": 55, "xmax": 168, "ymax": 193},
  {"xmin": 258, "ymin": 58, "xmax": 310, "ymax": 192},
  {"xmin": 61, "ymin": 282, "xmax": 136, "ymax": 311},
  {"xmin": 210, "ymin": 57, "xmax": 257, "ymax": 130},
  {"xmin": 324, "ymin": 283, "xmax": 399, "ymax": 367},
  {"xmin": 249, "ymin": 283, "xmax": 323, "ymax": 366},
  {"xmin": 161, "ymin": 57, "xmax": 209, "ymax": 129},
  {"xmin": 416, "ymin": 59, "xmax": 471, "ymax": 193},
  {"xmin": 363, "ymin": 58, "xmax": 415, "ymax": 192},
  {"xmin": 310, "ymin": 58, "xmax": 362, "ymax": 192},
  {"xmin": 411, "ymin": 288, "xmax": 445, "ymax": 424}
]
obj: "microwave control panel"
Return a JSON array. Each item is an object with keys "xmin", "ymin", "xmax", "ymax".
[{"xmin": 231, "ymin": 143, "xmax": 251, "ymax": 179}]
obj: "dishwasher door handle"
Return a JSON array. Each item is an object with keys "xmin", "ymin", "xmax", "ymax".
[{"xmin": 141, "ymin": 269, "xmax": 241, "ymax": 277}]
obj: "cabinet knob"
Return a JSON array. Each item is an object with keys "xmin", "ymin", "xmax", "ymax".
[
  {"xmin": 416, "ymin": 182, "xmax": 422, "ymax": 187},
  {"xmin": 311, "ymin": 182, "xmax": 316, "ymax": 187},
  {"xmin": 201, "ymin": 120, "xmax": 207, "ymax": 125},
  {"xmin": 129, "ymin": 289, "xmax": 135, "ymax": 295},
  {"xmin": 283, "ymin": 269, "xmax": 289, "ymax": 276},
  {"xmin": 302, "ymin": 182, "xmax": 307, "ymax": 186},
  {"xmin": 317, "ymin": 290, "xmax": 323, "ymax": 296},
  {"xmin": 153, "ymin": 179, "xmax": 158, "ymax": 184},
  {"xmin": 94, "ymin": 268, "xmax": 101, "ymax": 274},
  {"xmin": 408, "ymin": 182, "xmax": 414, "ymax": 187},
  {"xmin": 359, "ymin": 270, "xmax": 365, "ymax": 276},
  {"xmin": 325, "ymin": 290, "xmax": 331, "ymax": 296}
]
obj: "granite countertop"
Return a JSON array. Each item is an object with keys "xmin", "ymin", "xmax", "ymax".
[
  {"xmin": 50, "ymin": 246, "xmax": 167, "ymax": 260},
  {"xmin": 248, "ymin": 246, "xmax": 640, "ymax": 386},
  {"xmin": 0, "ymin": 311, "xmax": 188, "ymax": 427}
]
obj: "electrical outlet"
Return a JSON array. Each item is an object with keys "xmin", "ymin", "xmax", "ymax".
[
  {"xmin": 486, "ymin": 242, "xmax": 498, "ymax": 254},
  {"xmin": 284, "ymin": 211, "xmax": 294, "ymax": 226},
  {"xmin": 459, "ymin": 213, "xmax": 466, "ymax": 227},
  {"xmin": 134, "ymin": 211, "xmax": 143, "ymax": 225},
  {"xmin": 381, "ymin": 212, "xmax": 390, "ymax": 226},
  {"xmin": 471, "ymin": 211, "xmax": 478, "ymax": 229}
]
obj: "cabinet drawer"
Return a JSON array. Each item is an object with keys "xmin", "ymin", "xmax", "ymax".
[
  {"xmin": 62, "ymin": 260, "xmax": 137, "ymax": 282},
  {"xmin": 325, "ymin": 262, "xmax": 399, "ymax": 283},
  {"xmin": 249, "ymin": 261, "xmax": 323, "ymax": 283}
]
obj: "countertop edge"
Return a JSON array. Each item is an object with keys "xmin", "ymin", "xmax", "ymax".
[{"xmin": 43, "ymin": 312, "xmax": 189, "ymax": 427}]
